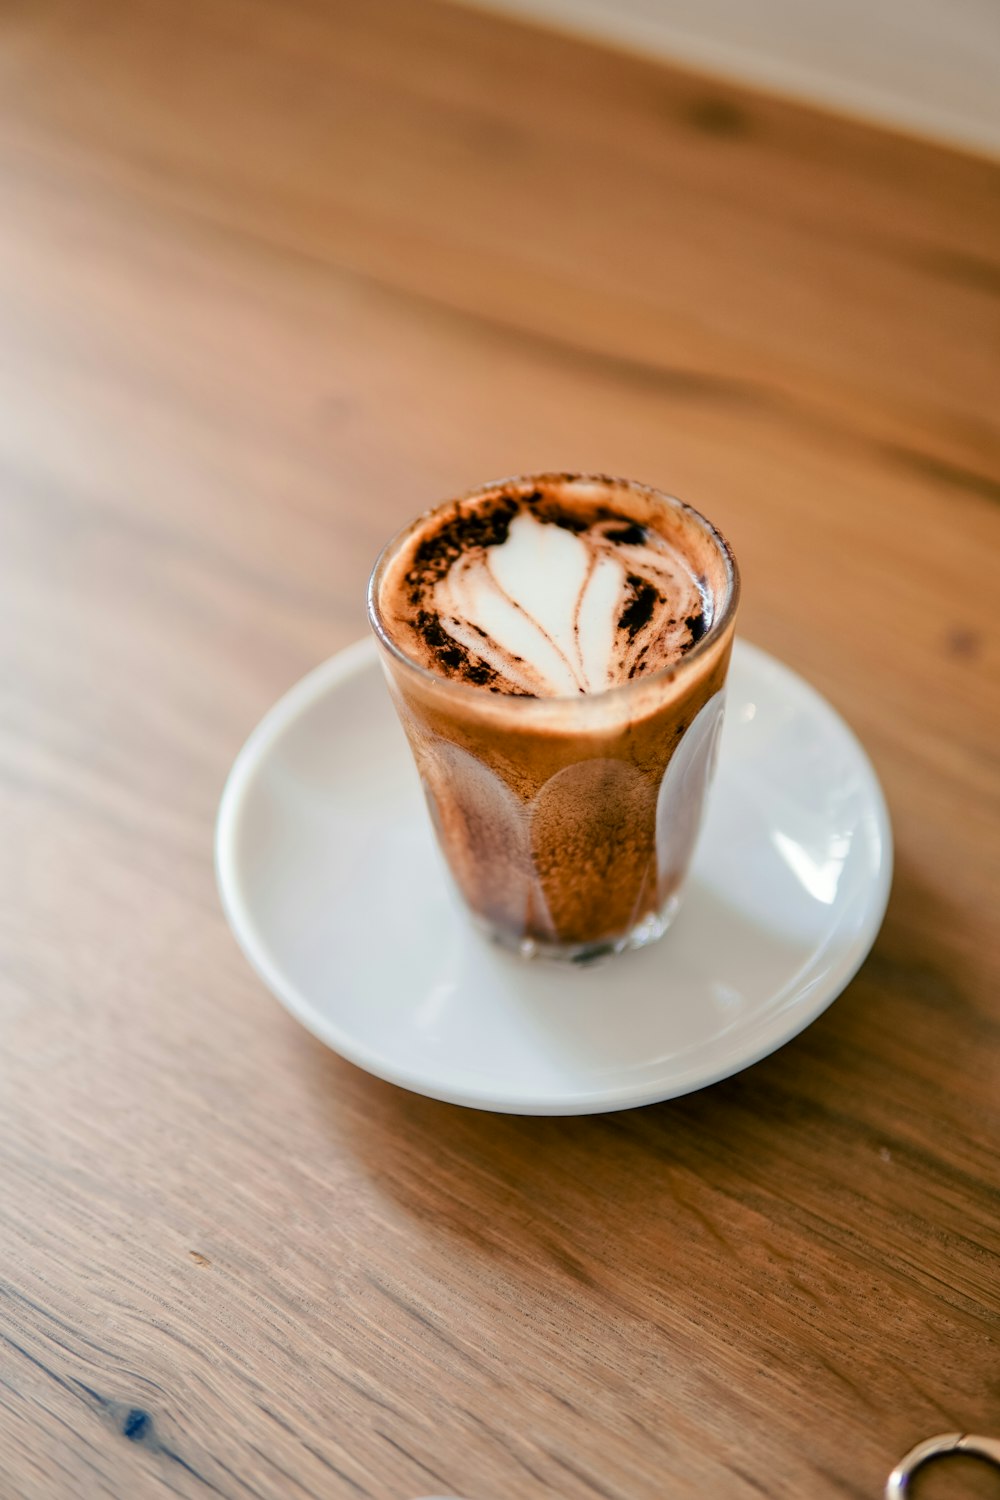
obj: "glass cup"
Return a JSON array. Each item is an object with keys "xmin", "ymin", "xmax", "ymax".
[{"xmin": 368, "ymin": 474, "xmax": 740, "ymax": 962}]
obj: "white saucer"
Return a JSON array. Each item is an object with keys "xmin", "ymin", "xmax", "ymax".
[{"xmin": 216, "ymin": 640, "xmax": 892, "ymax": 1115}]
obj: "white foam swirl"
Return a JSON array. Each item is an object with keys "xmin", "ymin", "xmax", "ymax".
[{"xmin": 431, "ymin": 510, "xmax": 707, "ymax": 695}]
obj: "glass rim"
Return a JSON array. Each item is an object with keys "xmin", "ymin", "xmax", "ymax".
[{"xmin": 367, "ymin": 471, "xmax": 741, "ymax": 709}]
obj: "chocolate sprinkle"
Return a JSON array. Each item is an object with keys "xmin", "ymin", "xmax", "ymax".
[
  {"xmin": 605, "ymin": 523, "xmax": 647, "ymax": 546},
  {"xmin": 619, "ymin": 575, "xmax": 660, "ymax": 639},
  {"xmin": 684, "ymin": 610, "xmax": 707, "ymax": 645},
  {"xmin": 410, "ymin": 495, "xmax": 518, "ymax": 589},
  {"xmin": 414, "ymin": 609, "xmax": 503, "ymax": 687},
  {"xmin": 547, "ymin": 510, "xmax": 589, "ymax": 533}
]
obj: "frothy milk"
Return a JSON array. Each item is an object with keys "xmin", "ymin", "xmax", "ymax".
[{"xmin": 377, "ymin": 482, "xmax": 715, "ymax": 697}]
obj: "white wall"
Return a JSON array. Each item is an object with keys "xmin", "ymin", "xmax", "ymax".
[{"xmin": 460, "ymin": 0, "xmax": 1000, "ymax": 158}]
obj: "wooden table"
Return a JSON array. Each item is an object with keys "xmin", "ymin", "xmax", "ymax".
[{"xmin": 2, "ymin": 2, "xmax": 998, "ymax": 1496}]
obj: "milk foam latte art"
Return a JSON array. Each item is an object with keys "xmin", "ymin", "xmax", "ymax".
[{"xmin": 369, "ymin": 474, "xmax": 740, "ymax": 962}]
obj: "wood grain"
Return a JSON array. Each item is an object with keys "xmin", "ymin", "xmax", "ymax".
[{"xmin": 1, "ymin": 1, "xmax": 998, "ymax": 1497}]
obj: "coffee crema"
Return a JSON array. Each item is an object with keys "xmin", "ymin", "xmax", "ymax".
[{"xmin": 378, "ymin": 481, "xmax": 715, "ymax": 697}]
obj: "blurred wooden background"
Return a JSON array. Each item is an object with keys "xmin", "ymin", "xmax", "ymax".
[{"xmin": 1, "ymin": 0, "xmax": 998, "ymax": 1496}]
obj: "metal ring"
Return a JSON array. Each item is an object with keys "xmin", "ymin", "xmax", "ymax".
[{"xmin": 886, "ymin": 1433, "xmax": 1000, "ymax": 1497}]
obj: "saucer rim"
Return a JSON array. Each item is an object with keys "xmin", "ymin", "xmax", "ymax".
[{"xmin": 215, "ymin": 639, "xmax": 893, "ymax": 1115}]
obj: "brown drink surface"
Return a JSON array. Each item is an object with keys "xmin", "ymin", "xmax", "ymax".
[
  {"xmin": 371, "ymin": 476, "xmax": 738, "ymax": 957},
  {"xmin": 377, "ymin": 480, "xmax": 715, "ymax": 698}
]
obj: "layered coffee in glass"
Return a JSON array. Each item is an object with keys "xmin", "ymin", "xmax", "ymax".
[{"xmin": 368, "ymin": 473, "xmax": 739, "ymax": 962}]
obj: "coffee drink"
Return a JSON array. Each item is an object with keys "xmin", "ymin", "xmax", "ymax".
[{"xmin": 369, "ymin": 474, "xmax": 739, "ymax": 961}]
